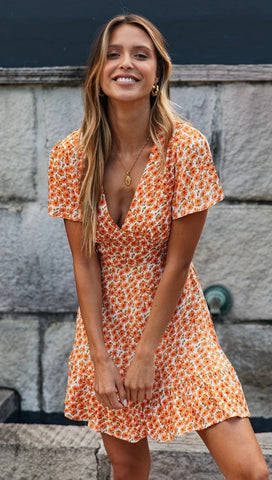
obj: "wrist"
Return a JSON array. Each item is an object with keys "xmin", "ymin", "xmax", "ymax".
[
  {"xmin": 135, "ymin": 328, "xmax": 159, "ymax": 359},
  {"xmin": 90, "ymin": 348, "xmax": 111, "ymax": 365},
  {"xmin": 134, "ymin": 343, "xmax": 156, "ymax": 361}
]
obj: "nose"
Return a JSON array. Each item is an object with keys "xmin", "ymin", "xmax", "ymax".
[{"xmin": 119, "ymin": 52, "xmax": 133, "ymax": 70}]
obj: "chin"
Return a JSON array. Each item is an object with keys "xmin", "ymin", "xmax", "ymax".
[{"xmin": 108, "ymin": 91, "xmax": 151, "ymax": 104}]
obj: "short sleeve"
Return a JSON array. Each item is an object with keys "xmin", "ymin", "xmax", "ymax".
[
  {"xmin": 172, "ymin": 129, "xmax": 224, "ymax": 219},
  {"xmin": 48, "ymin": 131, "xmax": 83, "ymax": 222}
]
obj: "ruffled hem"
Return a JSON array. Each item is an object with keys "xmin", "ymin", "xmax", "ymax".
[{"xmin": 65, "ymin": 409, "xmax": 250, "ymax": 443}]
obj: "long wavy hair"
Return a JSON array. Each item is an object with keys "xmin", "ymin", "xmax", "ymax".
[{"xmin": 80, "ymin": 14, "xmax": 181, "ymax": 255}]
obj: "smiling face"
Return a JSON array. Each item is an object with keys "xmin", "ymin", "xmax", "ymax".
[{"xmin": 100, "ymin": 24, "xmax": 159, "ymax": 105}]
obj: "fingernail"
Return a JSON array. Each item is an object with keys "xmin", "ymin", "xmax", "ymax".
[{"xmin": 123, "ymin": 399, "xmax": 128, "ymax": 407}]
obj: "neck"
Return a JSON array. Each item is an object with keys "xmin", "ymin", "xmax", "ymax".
[{"xmin": 107, "ymin": 99, "xmax": 151, "ymax": 154}]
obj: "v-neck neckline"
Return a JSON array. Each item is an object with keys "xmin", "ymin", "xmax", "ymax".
[{"xmin": 102, "ymin": 142, "xmax": 157, "ymax": 231}]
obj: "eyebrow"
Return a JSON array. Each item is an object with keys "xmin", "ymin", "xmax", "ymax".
[{"xmin": 108, "ymin": 44, "xmax": 153, "ymax": 52}]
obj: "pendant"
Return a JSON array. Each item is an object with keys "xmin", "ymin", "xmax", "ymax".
[{"xmin": 124, "ymin": 173, "xmax": 132, "ymax": 186}]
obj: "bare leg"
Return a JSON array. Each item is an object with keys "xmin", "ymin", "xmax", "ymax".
[
  {"xmin": 198, "ymin": 417, "xmax": 269, "ymax": 479},
  {"xmin": 101, "ymin": 433, "xmax": 151, "ymax": 480}
]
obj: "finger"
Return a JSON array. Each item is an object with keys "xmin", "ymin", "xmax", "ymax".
[
  {"xmin": 94, "ymin": 388, "xmax": 105, "ymax": 404},
  {"xmin": 95, "ymin": 392, "xmax": 103, "ymax": 405},
  {"xmin": 130, "ymin": 387, "xmax": 138, "ymax": 403},
  {"xmin": 125, "ymin": 385, "xmax": 131, "ymax": 402},
  {"xmin": 116, "ymin": 381, "xmax": 127, "ymax": 407},
  {"xmin": 145, "ymin": 387, "xmax": 153, "ymax": 401},
  {"xmin": 95, "ymin": 388, "xmax": 122, "ymax": 409},
  {"xmin": 137, "ymin": 388, "xmax": 145, "ymax": 403},
  {"xmin": 106, "ymin": 392, "xmax": 124, "ymax": 410},
  {"xmin": 95, "ymin": 391, "xmax": 108, "ymax": 407}
]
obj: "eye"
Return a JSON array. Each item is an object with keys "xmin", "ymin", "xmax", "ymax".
[
  {"xmin": 107, "ymin": 52, "xmax": 119, "ymax": 59},
  {"xmin": 134, "ymin": 53, "xmax": 148, "ymax": 60}
]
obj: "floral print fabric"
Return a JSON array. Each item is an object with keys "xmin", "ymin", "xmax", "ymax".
[{"xmin": 48, "ymin": 123, "xmax": 250, "ymax": 442}]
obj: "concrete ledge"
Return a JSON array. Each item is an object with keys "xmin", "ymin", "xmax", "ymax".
[
  {"xmin": 0, "ymin": 388, "xmax": 20, "ymax": 422},
  {"xmin": 149, "ymin": 433, "xmax": 272, "ymax": 479},
  {"xmin": 0, "ymin": 65, "xmax": 272, "ymax": 85},
  {"xmin": 0, "ymin": 424, "xmax": 271, "ymax": 479},
  {"xmin": 149, "ymin": 434, "xmax": 223, "ymax": 479},
  {"xmin": 0, "ymin": 424, "xmax": 108, "ymax": 480}
]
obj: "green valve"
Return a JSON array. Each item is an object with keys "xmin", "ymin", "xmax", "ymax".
[{"xmin": 204, "ymin": 285, "xmax": 233, "ymax": 316}]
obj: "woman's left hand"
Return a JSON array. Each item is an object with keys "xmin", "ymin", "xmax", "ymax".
[{"xmin": 124, "ymin": 352, "xmax": 155, "ymax": 402}]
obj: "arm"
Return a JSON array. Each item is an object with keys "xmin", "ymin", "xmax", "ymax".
[
  {"xmin": 124, "ymin": 209, "xmax": 208, "ymax": 402},
  {"xmin": 64, "ymin": 219, "xmax": 127, "ymax": 409}
]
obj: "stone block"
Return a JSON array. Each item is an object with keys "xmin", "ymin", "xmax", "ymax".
[
  {"xmin": 96, "ymin": 442, "xmax": 112, "ymax": 480},
  {"xmin": 0, "ymin": 424, "xmax": 102, "ymax": 480},
  {"xmin": 0, "ymin": 318, "xmax": 39, "ymax": 410},
  {"xmin": 221, "ymin": 83, "xmax": 272, "ymax": 200},
  {"xmin": 0, "ymin": 424, "xmax": 271, "ymax": 480},
  {"xmin": 149, "ymin": 433, "xmax": 272, "ymax": 479},
  {"xmin": 0, "ymin": 87, "xmax": 36, "ymax": 201},
  {"xmin": 0, "ymin": 205, "xmax": 77, "ymax": 312},
  {"xmin": 170, "ymin": 86, "xmax": 217, "ymax": 143},
  {"xmin": 0, "ymin": 388, "xmax": 20, "ymax": 422},
  {"xmin": 215, "ymin": 323, "xmax": 272, "ymax": 388},
  {"xmin": 194, "ymin": 204, "xmax": 272, "ymax": 320},
  {"xmin": 42, "ymin": 321, "xmax": 76, "ymax": 412},
  {"xmin": 43, "ymin": 86, "xmax": 84, "ymax": 153},
  {"xmin": 34, "ymin": 86, "xmax": 84, "ymax": 206},
  {"xmin": 0, "ymin": 207, "xmax": 22, "ymax": 311},
  {"xmin": 26, "ymin": 87, "xmax": 84, "ymax": 205},
  {"xmin": 2, "ymin": 203, "xmax": 272, "ymax": 321},
  {"xmin": 20, "ymin": 203, "xmax": 77, "ymax": 312},
  {"xmin": 99, "ymin": 431, "xmax": 272, "ymax": 479},
  {"xmin": 243, "ymin": 385, "xmax": 272, "ymax": 418},
  {"xmin": 149, "ymin": 433, "xmax": 224, "ymax": 479}
]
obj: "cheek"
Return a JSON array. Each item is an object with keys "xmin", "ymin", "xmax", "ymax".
[
  {"xmin": 100, "ymin": 64, "xmax": 110, "ymax": 88},
  {"xmin": 144, "ymin": 62, "xmax": 158, "ymax": 81},
  {"xmin": 99, "ymin": 72, "xmax": 106, "ymax": 89},
  {"xmin": 145, "ymin": 67, "xmax": 157, "ymax": 85}
]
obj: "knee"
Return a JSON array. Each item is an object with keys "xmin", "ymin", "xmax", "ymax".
[
  {"xmin": 239, "ymin": 461, "xmax": 269, "ymax": 480},
  {"xmin": 102, "ymin": 434, "xmax": 150, "ymax": 480},
  {"xmin": 111, "ymin": 461, "xmax": 146, "ymax": 480},
  {"xmin": 112, "ymin": 462, "xmax": 133, "ymax": 480},
  {"xmin": 111, "ymin": 457, "xmax": 150, "ymax": 480},
  {"xmin": 252, "ymin": 464, "xmax": 270, "ymax": 480}
]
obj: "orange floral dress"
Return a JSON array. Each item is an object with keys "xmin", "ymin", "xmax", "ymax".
[{"xmin": 48, "ymin": 122, "xmax": 250, "ymax": 442}]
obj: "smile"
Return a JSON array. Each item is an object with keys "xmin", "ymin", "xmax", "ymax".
[{"xmin": 114, "ymin": 77, "xmax": 138, "ymax": 83}]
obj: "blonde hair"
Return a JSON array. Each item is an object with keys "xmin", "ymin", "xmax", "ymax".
[{"xmin": 80, "ymin": 14, "xmax": 181, "ymax": 255}]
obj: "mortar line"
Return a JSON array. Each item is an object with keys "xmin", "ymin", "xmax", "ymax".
[{"xmin": 211, "ymin": 83, "xmax": 222, "ymax": 174}]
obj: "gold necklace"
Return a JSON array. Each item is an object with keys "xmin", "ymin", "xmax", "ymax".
[{"xmin": 118, "ymin": 136, "xmax": 151, "ymax": 187}]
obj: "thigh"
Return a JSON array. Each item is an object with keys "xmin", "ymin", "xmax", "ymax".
[
  {"xmin": 101, "ymin": 433, "xmax": 151, "ymax": 480},
  {"xmin": 197, "ymin": 417, "xmax": 268, "ymax": 479}
]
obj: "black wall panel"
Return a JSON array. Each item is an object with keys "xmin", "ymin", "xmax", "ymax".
[{"xmin": 1, "ymin": 0, "xmax": 271, "ymax": 67}]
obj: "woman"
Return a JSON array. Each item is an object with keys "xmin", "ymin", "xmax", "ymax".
[{"xmin": 48, "ymin": 14, "xmax": 269, "ymax": 480}]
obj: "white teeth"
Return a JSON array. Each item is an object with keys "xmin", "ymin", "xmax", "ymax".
[{"xmin": 115, "ymin": 77, "xmax": 136, "ymax": 82}]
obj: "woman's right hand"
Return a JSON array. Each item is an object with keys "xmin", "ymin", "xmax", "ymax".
[
  {"xmin": 93, "ymin": 356, "xmax": 127, "ymax": 409},
  {"xmin": 64, "ymin": 220, "xmax": 126, "ymax": 410}
]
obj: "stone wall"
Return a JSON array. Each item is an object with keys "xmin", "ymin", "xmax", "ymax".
[{"xmin": 0, "ymin": 66, "xmax": 271, "ymax": 415}]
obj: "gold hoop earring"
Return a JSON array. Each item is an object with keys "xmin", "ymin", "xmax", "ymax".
[
  {"xmin": 151, "ymin": 84, "xmax": 159, "ymax": 97},
  {"xmin": 99, "ymin": 88, "xmax": 104, "ymax": 97}
]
